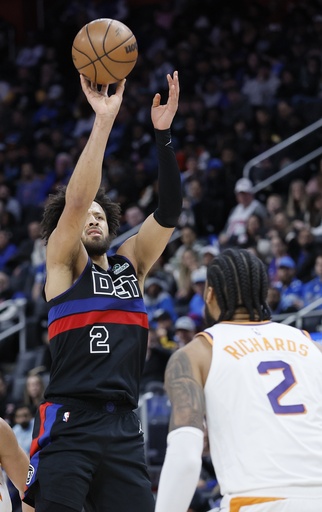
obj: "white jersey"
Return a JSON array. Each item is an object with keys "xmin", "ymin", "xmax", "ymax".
[
  {"xmin": 0, "ymin": 466, "xmax": 12, "ymax": 512},
  {"xmin": 202, "ymin": 320, "xmax": 322, "ymax": 504}
]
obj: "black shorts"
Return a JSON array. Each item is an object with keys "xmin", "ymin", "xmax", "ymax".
[{"xmin": 23, "ymin": 397, "xmax": 155, "ymax": 512}]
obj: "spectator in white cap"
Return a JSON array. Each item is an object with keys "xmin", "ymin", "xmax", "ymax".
[
  {"xmin": 199, "ymin": 245, "xmax": 220, "ymax": 267},
  {"xmin": 218, "ymin": 177, "xmax": 267, "ymax": 248},
  {"xmin": 174, "ymin": 316, "xmax": 197, "ymax": 347}
]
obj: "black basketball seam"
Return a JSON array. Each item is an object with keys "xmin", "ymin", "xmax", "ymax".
[{"xmin": 104, "ymin": 35, "xmax": 136, "ymax": 59}]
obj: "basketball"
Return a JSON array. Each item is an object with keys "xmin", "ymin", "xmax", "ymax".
[{"xmin": 72, "ymin": 18, "xmax": 138, "ymax": 85}]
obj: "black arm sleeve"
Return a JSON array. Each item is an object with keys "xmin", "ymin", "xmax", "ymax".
[{"xmin": 153, "ymin": 128, "xmax": 182, "ymax": 228}]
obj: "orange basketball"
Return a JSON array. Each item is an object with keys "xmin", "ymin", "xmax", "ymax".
[{"xmin": 72, "ymin": 18, "xmax": 138, "ymax": 85}]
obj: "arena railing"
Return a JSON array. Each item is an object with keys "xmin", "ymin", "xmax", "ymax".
[{"xmin": 243, "ymin": 116, "xmax": 322, "ymax": 195}]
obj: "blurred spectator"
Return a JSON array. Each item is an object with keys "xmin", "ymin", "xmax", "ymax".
[
  {"xmin": 15, "ymin": 31, "xmax": 44, "ymax": 68},
  {"xmin": 188, "ymin": 266, "xmax": 207, "ymax": 328},
  {"xmin": 305, "ymin": 192, "xmax": 322, "ymax": 240},
  {"xmin": 41, "ymin": 151, "xmax": 73, "ymax": 196},
  {"xmin": 118, "ymin": 204, "xmax": 145, "ymax": 235},
  {"xmin": 274, "ymin": 256, "xmax": 304, "ymax": 313},
  {"xmin": 268, "ymin": 210, "xmax": 295, "ymax": 243},
  {"xmin": 241, "ymin": 59, "xmax": 280, "ymax": 107},
  {"xmin": 224, "ymin": 213, "xmax": 270, "ymax": 257},
  {"xmin": 0, "ymin": 229, "xmax": 18, "ymax": 273},
  {"xmin": 285, "ymin": 179, "xmax": 309, "ymax": 227},
  {"xmin": 144, "ymin": 277, "xmax": 177, "ymax": 328},
  {"xmin": 0, "ymin": 184, "xmax": 21, "ymax": 222},
  {"xmin": 23, "ymin": 372, "xmax": 45, "ymax": 416},
  {"xmin": 306, "ymin": 157, "xmax": 322, "ymax": 196},
  {"xmin": 153, "ymin": 309, "xmax": 176, "ymax": 344},
  {"xmin": 173, "ymin": 247, "xmax": 201, "ymax": 314},
  {"xmin": 170, "ymin": 225, "xmax": 204, "ymax": 271},
  {"xmin": 219, "ymin": 177, "xmax": 267, "ymax": 248},
  {"xmin": 267, "ymin": 286, "xmax": 283, "ymax": 315},
  {"xmin": 302, "ymin": 253, "xmax": 322, "ymax": 308},
  {"xmin": 199, "ymin": 245, "xmax": 220, "ymax": 267},
  {"xmin": 147, "ymin": 255, "xmax": 177, "ymax": 297},
  {"xmin": 301, "ymin": 252, "xmax": 322, "ymax": 331},
  {"xmin": 288, "ymin": 226, "xmax": 318, "ymax": 283},
  {"xmin": 14, "ymin": 160, "xmax": 46, "ymax": 211},
  {"xmin": 0, "ymin": 371, "xmax": 15, "ymax": 422},
  {"xmin": 267, "ymin": 235, "xmax": 291, "ymax": 285},
  {"xmin": 140, "ymin": 327, "xmax": 175, "ymax": 394},
  {"xmin": 265, "ymin": 193, "xmax": 285, "ymax": 227},
  {"xmin": 12, "ymin": 403, "xmax": 34, "ymax": 454},
  {"xmin": 173, "ymin": 316, "xmax": 196, "ymax": 348}
]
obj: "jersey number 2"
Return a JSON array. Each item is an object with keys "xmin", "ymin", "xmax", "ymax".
[
  {"xmin": 90, "ymin": 326, "xmax": 110, "ymax": 353},
  {"xmin": 257, "ymin": 360, "xmax": 306, "ymax": 415}
]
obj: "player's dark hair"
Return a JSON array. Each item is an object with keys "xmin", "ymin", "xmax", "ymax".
[
  {"xmin": 207, "ymin": 248, "xmax": 271, "ymax": 322},
  {"xmin": 41, "ymin": 186, "xmax": 121, "ymax": 244}
]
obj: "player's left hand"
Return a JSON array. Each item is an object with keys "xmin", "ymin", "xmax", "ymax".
[{"xmin": 151, "ymin": 71, "xmax": 179, "ymax": 130}]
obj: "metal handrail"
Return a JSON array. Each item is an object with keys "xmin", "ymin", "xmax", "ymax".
[
  {"xmin": 273, "ymin": 296, "xmax": 322, "ymax": 328},
  {"xmin": 0, "ymin": 298, "xmax": 27, "ymax": 353},
  {"xmin": 243, "ymin": 117, "xmax": 322, "ymax": 187},
  {"xmin": 251, "ymin": 146, "xmax": 322, "ymax": 195}
]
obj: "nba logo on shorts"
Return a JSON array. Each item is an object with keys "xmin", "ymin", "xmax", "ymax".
[{"xmin": 63, "ymin": 411, "xmax": 70, "ymax": 422}]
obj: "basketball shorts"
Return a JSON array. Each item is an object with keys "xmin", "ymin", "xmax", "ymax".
[
  {"xmin": 219, "ymin": 496, "xmax": 322, "ymax": 512},
  {"xmin": 22, "ymin": 396, "xmax": 155, "ymax": 512}
]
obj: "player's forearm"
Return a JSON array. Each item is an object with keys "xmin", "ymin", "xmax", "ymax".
[
  {"xmin": 155, "ymin": 427, "xmax": 204, "ymax": 512},
  {"xmin": 153, "ymin": 129, "xmax": 182, "ymax": 228},
  {"xmin": 66, "ymin": 114, "xmax": 113, "ymax": 203}
]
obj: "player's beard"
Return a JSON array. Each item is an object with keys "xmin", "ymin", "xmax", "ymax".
[
  {"xmin": 84, "ymin": 235, "xmax": 112, "ymax": 258},
  {"xmin": 204, "ymin": 304, "xmax": 217, "ymax": 328}
]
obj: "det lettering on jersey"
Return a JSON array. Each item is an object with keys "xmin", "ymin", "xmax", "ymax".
[
  {"xmin": 224, "ymin": 337, "xmax": 309, "ymax": 360},
  {"xmin": 92, "ymin": 267, "xmax": 140, "ymax": 299}
]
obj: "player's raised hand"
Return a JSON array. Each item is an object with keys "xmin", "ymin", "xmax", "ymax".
[
  {"xmin": 151, "ymin": 71, "xmax": 179, "ymax": 130},
  {"xmin": 80, "ymin": 74, "xmax": 126, "ymax": 121}
]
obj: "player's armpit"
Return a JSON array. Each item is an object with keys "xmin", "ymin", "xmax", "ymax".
[{"xmin": 164, "ymin": 349, "xmax": 205, "ymax": 432}]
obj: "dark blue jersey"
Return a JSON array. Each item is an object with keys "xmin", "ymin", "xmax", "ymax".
[{"xmin": 44, "ymin": 255, "xmax": 148, "ymax": 407}]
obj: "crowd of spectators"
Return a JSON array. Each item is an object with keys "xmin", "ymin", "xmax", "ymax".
[
  {"xmin": 0, "ymin": 0, "xmax": 322, "ymax": 483},
  {"xmin": 0, "ymin": 1, "xmax": 322, "ymax": 510}
]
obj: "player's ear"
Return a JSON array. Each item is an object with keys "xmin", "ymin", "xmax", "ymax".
[{"xmin": 204, "ymin": 284, "xmax": 214, "ymax": 305}]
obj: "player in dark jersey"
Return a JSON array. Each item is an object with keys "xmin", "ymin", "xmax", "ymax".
[{"xmin": 22, "ymin": 72, "xmax": 181, "ymax": 512}]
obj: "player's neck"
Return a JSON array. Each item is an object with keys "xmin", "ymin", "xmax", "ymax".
[
  {"xmin": 232, "ymin": 308, "xmax": 260, "ymax": 322},
  {"xmin": 92, "ymin": 254, "xmax": 109, "ymax": 271}
]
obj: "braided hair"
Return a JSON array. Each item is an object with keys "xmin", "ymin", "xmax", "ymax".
[
  {"xmin": 41, "ymin": 186, "xmax": 121, "ymax": 245},
  {"xmin": 207, "ymin": 248, "xmax": 271, "ymax": 322}
]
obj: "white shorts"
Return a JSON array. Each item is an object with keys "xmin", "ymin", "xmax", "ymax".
[{"xmin": 218, "ymin": 497, "xmax": 322, "ymax": 512}]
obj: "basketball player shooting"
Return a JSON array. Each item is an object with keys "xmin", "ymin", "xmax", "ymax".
[
  {"xmin": 155, "ymin": 248, "xmax": 322, "ymax": 512},
  {"xmin": 22, "ymin": 71, "xmax": 181, "ymax": 512}
]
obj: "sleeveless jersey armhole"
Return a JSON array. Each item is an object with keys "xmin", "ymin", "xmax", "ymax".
[
  {"xmin": 197, "ymin": 331, "xmax": 213, "ymax": 346},
  {"xmin": 302, "ymin": 329, "xmax": 312, "ymax": 339}
]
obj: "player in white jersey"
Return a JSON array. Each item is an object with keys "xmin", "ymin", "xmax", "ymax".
[
  {"xmin": 0, "ymin": 418, "xmax": 34, "ymax": 512},
  {"xmin": 155, "ymin": 248, "xmax": 322, "ymax": 512}
]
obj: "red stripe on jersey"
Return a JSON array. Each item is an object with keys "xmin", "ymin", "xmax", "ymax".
[
  {"xmin": 30, "ymin": 402, "xmax": 52, "ymax": 457},
  {"xmin": 48, "ymin": 310, "xmax": 149, "ymax": 339}
]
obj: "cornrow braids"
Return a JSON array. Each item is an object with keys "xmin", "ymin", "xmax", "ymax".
[
  {"xmin": 41, "ymin": 186, "xmax": 121, "ymax": 245},
  {"xmin": 207, "ymin": 248, "xmax": 271, "ymax": 321}
]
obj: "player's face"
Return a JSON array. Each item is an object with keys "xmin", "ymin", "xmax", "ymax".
[{"xmin": 82, "ymin": 201, "xmax": 111, "ymax": 257}]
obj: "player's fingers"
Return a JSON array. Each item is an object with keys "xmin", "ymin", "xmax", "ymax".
[
  {"xmin": 115, "ymin": 78, "xmax": 126, "ymax": 95},
  {"xmin": 100, "ymin": 84, "xmax": 108, "ymax": 96},
  {"xmin": 152, "ymin": 93, "xmax": 161, "ymax": 108}
]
